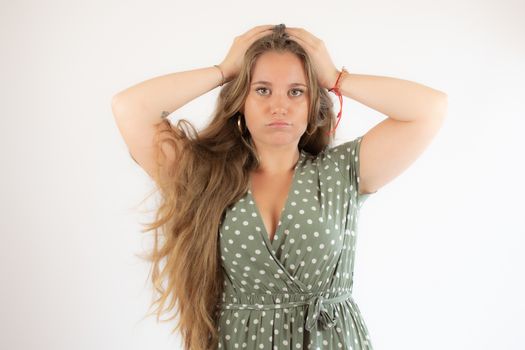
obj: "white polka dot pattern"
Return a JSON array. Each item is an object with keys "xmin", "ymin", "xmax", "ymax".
[{"xmin": 216, "ymin": 136, "xmax": 374, "ymax": 349}]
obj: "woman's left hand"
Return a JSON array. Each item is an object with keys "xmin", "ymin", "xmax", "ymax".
[{"xmin": 285, "ymin": 27, "xmax": 340, "ymax": 90}]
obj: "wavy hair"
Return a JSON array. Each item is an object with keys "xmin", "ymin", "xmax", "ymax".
[{"xmin": 138, "ymin": 24, "xmax": 339, "ymax": 349}]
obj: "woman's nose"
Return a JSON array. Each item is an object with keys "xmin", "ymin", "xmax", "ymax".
[{"xmin": 269, "ymin": 91, "xmax": 289, "ymax": 112}]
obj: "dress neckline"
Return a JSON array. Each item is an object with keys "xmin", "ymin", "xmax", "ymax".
[{"xmin": 248, "ymin": 150, "xmax": 304, "ymax": 250}]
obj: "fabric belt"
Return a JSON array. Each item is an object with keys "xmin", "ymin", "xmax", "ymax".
[{"xmin": 219, "ymin": 290, "xmax": 354, "ymax": 332}]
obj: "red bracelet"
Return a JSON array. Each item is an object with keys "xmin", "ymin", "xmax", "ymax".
[{"xmin": 326, "ymin": 66, "xmax": 349, "ymax": 136}]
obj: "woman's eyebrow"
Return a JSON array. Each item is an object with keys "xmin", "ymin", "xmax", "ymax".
[{"xmin": 251, "ymin": 81, "xmax": 307, "ymax": 87}]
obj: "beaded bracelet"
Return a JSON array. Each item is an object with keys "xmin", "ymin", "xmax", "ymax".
[{"xmin": 326, "ymin": 66, "xmax": 350, "ymax": 136}]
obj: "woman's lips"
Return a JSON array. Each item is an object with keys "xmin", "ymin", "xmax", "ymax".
[{"xmin": 268, "ymin": 122, "xmax": 291, "ymax": 127}]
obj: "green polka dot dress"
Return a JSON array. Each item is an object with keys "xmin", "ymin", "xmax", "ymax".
[{"xmin": 217, "ymin": 136, "xmax": 375, "ymax": 349}]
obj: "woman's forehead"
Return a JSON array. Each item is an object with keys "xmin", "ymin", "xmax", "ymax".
[{"xmin": 252, "ymin": 52, "xmax": 306, "ymax": 83}]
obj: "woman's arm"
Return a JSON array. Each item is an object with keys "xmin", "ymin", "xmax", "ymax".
[
  {"xmin": 336, "ymin": 72, "xmax": 447, "ymax": 122},
  {"xmin": 110, "ymin": 65, "xmax": 226, "ymax": 180},
  {"xmin": 111, "ymin": 65, "xmax": 226, "ymax": 123}
]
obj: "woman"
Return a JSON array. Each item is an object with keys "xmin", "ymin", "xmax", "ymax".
[{"xmin": 111, "ymin": 24, "xmax": 447, "ymax": 350}]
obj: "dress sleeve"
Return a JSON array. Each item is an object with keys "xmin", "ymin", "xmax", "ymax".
[{"xmin": 324, "ymin": 135, "xmax": 377, "ymax": 207}]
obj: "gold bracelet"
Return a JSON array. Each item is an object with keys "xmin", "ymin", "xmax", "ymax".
[{"xmin": 213, "ymin": 64, "xmax": 225, "ymax": 86}]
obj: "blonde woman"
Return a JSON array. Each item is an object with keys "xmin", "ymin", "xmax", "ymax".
[{"xmin": 111, "ymin": 23, "xmax": 447, "ymax": 350}]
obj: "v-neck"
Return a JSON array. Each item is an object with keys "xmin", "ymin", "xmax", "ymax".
[{"xmin": 248, "ymin": 150, "xmax": 304, "ymax": 250}]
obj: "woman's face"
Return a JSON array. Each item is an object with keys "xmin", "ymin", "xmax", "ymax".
[{"xmin": 242, "ymin": 51, "xmax": 309, "ymax": 149}]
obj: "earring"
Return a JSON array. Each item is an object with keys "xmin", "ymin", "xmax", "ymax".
[{"xmin": 237, "ymin": 113, "xmax": 244, "ymax": 134}]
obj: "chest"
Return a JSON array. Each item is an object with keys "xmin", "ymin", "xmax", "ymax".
[{"xmin": 249, "ymin": 172, "xmax": 294, "ymax": 242}]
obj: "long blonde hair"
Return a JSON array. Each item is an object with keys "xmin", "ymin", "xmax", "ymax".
[{"xmin": 138, "ymin": 24, "xmax": 338, "ymax": 349}]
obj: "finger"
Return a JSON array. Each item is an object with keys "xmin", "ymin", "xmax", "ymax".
[
  {"xmin": 285, "ymin": 27, "xmax": 306, "ymax": 37},
  {"xmin": 286, "ymin": 27, "xmax": 317, "ymax": 48},
  {"xmin": 245, "ymin": 25, "xmax": 273, "ymax": 38},
  {"xmin": 238, "ymin": 26, "xmax": 271, "ymax": 42},
  {"xmin": 246, "ymin": 27, "xmax": 274, "ymax": 43},
  {"xmin": 285, "ymin": 28, "xmax": 307, "ymax": 43},
  {"xmin": 245, "ymin": 25, "xmax": 274, "ymax": 36},
  {"xmin": 287, "ymin": 32, "xmax": 313, "ymax": 51}
]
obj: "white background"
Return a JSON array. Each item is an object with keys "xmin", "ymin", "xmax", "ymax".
[{"xmin": 1, "ymin": 0, "xmax": 524, "ymax": 349}]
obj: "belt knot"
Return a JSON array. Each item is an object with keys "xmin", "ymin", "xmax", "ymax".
[{"xmin": 305, "ymin": 295, "xmax": 337, "ymax": 332}]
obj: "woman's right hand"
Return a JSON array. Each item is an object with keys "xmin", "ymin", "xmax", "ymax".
[{"xmin": 218, "ymin": 25, "xmax": 275, "ymax": 82}]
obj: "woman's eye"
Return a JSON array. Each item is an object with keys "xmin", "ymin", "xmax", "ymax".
[
  {"xmin": 290, "ymin": 89, "xmax": 304, "ymax": 96},
  {"xmin": 255, "ymin": 87, "xmax": 269, "ymax": 95},
  {"xmin": 255, "ymin": 87, "xmax": 304, "ymax": 96}
]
